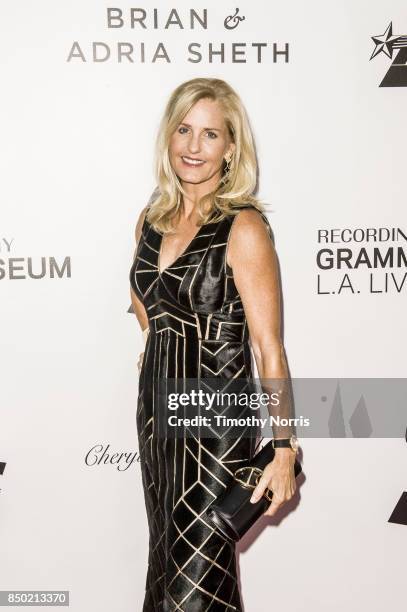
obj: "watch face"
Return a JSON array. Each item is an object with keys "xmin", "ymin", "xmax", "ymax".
[{"xmin": 290, "ymin": 435, "xmax": 299, "ymax": 451}]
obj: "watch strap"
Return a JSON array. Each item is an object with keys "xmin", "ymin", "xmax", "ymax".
[{"xmin": 272, "ymin": 438, "xmax": 291, "ymax": 449}]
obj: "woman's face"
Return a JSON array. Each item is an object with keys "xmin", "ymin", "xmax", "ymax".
[{"xmin": 169, "ymin": 97, "xmax": 235, "ymax": 187}]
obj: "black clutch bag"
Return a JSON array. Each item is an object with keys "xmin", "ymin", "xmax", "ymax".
[{"xmin": 206, "ymin": 440, "xmax": 302, "ymax": 541}]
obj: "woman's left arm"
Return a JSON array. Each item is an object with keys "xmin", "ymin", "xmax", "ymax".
[{"xmin": 227, "ymin": 208, "xmax": 297, "ymax": 517}]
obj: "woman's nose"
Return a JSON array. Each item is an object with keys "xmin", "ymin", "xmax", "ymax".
[{"xmin": 186, "ymin": 133, "xmax": 201, "ymax": 153}]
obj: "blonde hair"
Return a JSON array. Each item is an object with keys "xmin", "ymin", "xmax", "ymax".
[{"xmin": 145, "ymin": 77, "xmax": 267, "ymax": 234}]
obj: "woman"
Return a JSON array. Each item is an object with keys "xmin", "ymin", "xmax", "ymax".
[{"xmin": 130, "ymin": 78, "xmax": 298, "ymax": 611}]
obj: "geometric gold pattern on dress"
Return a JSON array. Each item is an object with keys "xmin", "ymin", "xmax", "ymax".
[{"xmin": 130, "ymin": 204, "xmax": 273, "ymax": 611}]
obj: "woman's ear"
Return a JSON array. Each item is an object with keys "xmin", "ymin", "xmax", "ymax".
[{"xmin": 227, "ymin": 142, "xmax": 236, "ymax": 160}]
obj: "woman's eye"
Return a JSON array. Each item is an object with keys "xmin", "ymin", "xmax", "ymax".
[{"xmin": 177, "ymin": 127, "xmax": 217, "ymax": 139}]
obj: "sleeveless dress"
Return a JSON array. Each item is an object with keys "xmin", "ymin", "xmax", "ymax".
[{"xmin": 129, "ymin": 203, "xmax": 271, "ymax": 611}]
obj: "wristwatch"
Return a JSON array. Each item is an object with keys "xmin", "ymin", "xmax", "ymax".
[{"xmin": 272, "ymin": 435, "xmax": 299, "ymax": 454}]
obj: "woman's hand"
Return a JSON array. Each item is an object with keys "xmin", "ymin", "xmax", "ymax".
[
  {"xmin": 250, "ymin": 448, "xmax": 297, "ymax": 516},
  {"xmin": 137, "ymin": 351, "xmax": 145, "ymax": 374}
]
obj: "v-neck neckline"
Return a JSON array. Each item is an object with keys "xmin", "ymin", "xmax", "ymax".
[{"xmin": 157, "ymin": 221, "xmax": 212, "ymax": 276}]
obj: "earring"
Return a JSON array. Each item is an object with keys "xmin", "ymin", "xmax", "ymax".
[{"xmin": 220, "ymin": 154, "xmax": 233, "ymax": 185}]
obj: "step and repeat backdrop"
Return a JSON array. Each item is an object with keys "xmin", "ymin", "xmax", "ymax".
[{"xmin": 1, "ymin": 1, "xmax": 406, "ymax": 611}]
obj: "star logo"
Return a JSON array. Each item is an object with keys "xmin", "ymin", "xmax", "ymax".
[
  {"xmin": 370, "ymin": 21, "xmax": 407, "ymax": 86},
  {"xmin": 370, "ymin": 22, "xmax": 401, "ymax": 60}
]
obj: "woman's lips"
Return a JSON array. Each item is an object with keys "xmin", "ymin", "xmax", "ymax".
[{"xmin": 181, "ymin": 156, "xmax": 205, "ymax": 167}]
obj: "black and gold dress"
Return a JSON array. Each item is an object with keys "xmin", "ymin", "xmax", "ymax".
[{"xmin": 130, "ymin": 204, "xmax": 271, "ymax": 611}]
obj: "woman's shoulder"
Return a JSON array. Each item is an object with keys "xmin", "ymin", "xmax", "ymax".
[
  {"xmin": 135, "ymin": 204, "xmax": 151, "ymax": 243},
  {"xmin": 134, "ymin": 187, "xmax": 161, "ymax": 241},
  {"xmin": 226, "ymin": 204, "xmax": 274, "ymax": 271},
  {"xmin": 229, "ymin": 204, "xmax": 272, "ymax": 238}
]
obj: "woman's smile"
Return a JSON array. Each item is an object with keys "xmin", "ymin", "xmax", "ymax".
[{"xmin": 181, "ymin": 155, "xmax": 206, "ymax": 167}]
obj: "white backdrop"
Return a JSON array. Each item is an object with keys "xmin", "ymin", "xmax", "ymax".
[{"xmin": 1, "ymin": 1, "xmax": 406, "ymax": 610}]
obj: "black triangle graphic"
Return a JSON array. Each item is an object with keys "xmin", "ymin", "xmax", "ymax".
[
  {"xmin": 380, "ymin": 48, "xmax": 407, "ymax": 87},
  {"xmin": 388, "ymin": 491, "xmax": 407, "ymax": 525}
]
